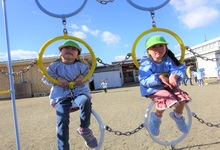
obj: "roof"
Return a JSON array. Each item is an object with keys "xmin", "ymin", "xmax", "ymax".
[{"xmin": 0, "ymin": 53, "xmax": 93, "ymax": 67}]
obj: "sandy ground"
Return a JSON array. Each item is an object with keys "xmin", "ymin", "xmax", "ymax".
[{"xmin": 1, "ymin": 81, "xmax": 220, "ymax": 150}]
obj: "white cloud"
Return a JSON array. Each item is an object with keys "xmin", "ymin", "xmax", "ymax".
[
  {"xmin": 114, "ymin": 55, "xmax": 132, "ymax": 61},
  {"xmin": 81, "ymin": 25, "xmax": 89, "ymax": 32},
  {"xmin": 0, "ymin": 50, "xmax": 37, "ymax": 61},
  {"xmin": 170, "ymin": 0, "xmax": 220, "ymax": 29},
  {"xmin": 0, "ymin": 52, "xmax": 7, "ymax": 60},
  {"xmin": 114, "ymin": 55, "xmax": 126, "ymax": 61},
  {"xmin": 124, "ymin": 44, "xmax": 129, "ymax": 48},
  {"xmin": 179, "ymin": 7, "xmax": 219, "ymax": 29},
  {"xmin": 70, "ymin": 24, "xmax": 99, "ymax": 37},
  {"xmin": 71, "ymin": 24, "xmax": 78, "ymax": 29},
  {"xmin": 10, "ymin": 49, "xmax": 38, "ymax": 59},
  {"xmin": 101, "ymin": 31, "xmax": 121, "ymax": 45},
  {"xmin": 72, "ymin": 31, "xmax": 87, "ymax": 39},
  {"xmin": 43, "ymin": 54, "xmax": 58, "ymax": 58},
  {"xmin": 0, "ymin": 49, "xmax": 58, "ymax": 62},
  {"xmin": 81, "ymin": 25, "xmax": 100, "ymax": 36},
  {"xmin": 70, "ymin": 24, "xmax": 120, "ymax": 45}
]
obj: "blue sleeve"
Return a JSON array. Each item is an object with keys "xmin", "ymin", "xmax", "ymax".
[
  {"xmin": 78, "ymin": 62, "xmax": 93, "ymax": 83},
  {"xmin": 138, "ymin": 60, "xmax": 163, "ymax": 87},
  {"xmin": 169, "ymin": 63, "xmax": 186, "ymax": 81},
  {"xmin": 41, "ymin": 61, "xmax": 58, "ymax": 85},
  {"xmin": 46, "ymin": 61, "xmax": 59, "ymax": 79}
]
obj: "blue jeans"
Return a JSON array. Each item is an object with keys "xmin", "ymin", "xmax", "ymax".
[
  {"xmin": 55, "ymin": 95, "xmax": 92, "ymax": 150},
  {"xmin": 197, "ymin": 79, "xmax": 204, "ymax": 86},
  {"xmin": 185, "ymin": 77, "xmax": 193, "ymax": 85}
]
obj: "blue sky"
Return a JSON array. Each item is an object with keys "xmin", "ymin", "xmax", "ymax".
[{"xmin": 1, "ymin": 0, "xmax": 220, "ymax": 65}]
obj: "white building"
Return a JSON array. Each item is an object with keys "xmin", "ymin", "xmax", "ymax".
[
  {"xmin": 176, "ymin": 36, "xmax": 220, "ymax": 78},
  {"xmin": 93, "ymin": 66, "xmax": 123, "ymax": 90}
]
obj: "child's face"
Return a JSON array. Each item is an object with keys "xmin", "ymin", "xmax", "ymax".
[
  {"xmin": 147, "ymin": 44, "xmax": 167, "ymax": 63},
  {"xmin": 59, "ymin": 46, "xmax": 79, "ymax": 64}
]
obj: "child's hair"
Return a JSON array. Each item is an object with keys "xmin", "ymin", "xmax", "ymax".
[{"xmin": 167, "ymin": 49, "xmax": 181, "ymax": 66}]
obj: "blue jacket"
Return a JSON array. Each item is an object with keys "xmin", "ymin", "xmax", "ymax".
[{"xmin": 138, "ymin": 56, "xmax": 186, "ymax": 97}]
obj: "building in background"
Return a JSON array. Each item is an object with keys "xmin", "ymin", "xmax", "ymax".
[
  {"xmin": 0, "ymin": 54, "xmax": 93, "ymax": 99},
  {"xmin": 176, "ymin": 36, "xmax": 220, "ymax": 78},
  {"xmin": 93, "ymin": 66, "xmax": 123, "ymax": 90}
]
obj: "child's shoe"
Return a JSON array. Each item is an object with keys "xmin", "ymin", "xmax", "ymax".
[
  {"xmin": 149, "ymin": 112, "xmax": 161, "ymax": 136},
  {"xmin": 77, "ymin": 128, "xmax": 98, "ymax": 149},
  {"xmin": 169, "ymin": 112, "xmax": 189, "ymax": 133}
]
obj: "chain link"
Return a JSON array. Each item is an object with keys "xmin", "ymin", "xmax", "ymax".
[
  {"xmin": 187, "ymin": 47, "xmax": 220, "ymax": 62},
  {"xmin": 96, "ymin": 0, "xmax": 114, "ymax": 4},
  {"xmin": 0, "ymin": 60, "xmax": 37, "ymax": 76},
  {"xmin": 97, "ymin": 53, "xmax": 131, "ymax": 67},
  {"xmin": 192, "ymin": 112, "xmax": 220, "ymax": 128},
  {"xmin": 150, "ymin": 11, "xmax": 156, "ymax": 27},
  {"xmin": 62, "ymin": 19, "xmax": 68, "ymax": 35},
  {"xmin": 0, "ymin": 69, "xmax": 9, "ymax": 76},
  {"xmin": 105, "ymin": 123, "xmax": 145, "ymax": 136}
]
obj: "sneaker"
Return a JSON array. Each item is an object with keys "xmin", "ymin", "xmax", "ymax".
[
  {"xmin": 169, "ymin": 112, "xmax": 189, "ymax": 133},
  {"xmin": 77, "ymin": 128, "xmax": 98, "ymax": 149},
  {"xmin": 149, "ymin": 112, "xmax": 161, "ymax": 136}
]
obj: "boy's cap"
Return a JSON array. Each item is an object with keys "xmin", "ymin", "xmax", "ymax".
[
  {"xmin": 59, "ymin": 40, "xmax": 82, "ymax": 52},
  {"xmin": 145, "ymin": 36, "xmax": 168, "ymax": 49}
]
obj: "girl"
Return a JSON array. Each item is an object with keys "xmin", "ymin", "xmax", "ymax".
[
  {"xmin": 139, "ymin": 36, "xmax": 191, "ymax": 136},
  {"xmin": 42, "ymin": 40, "xmax": 97, "ymax": 149}
]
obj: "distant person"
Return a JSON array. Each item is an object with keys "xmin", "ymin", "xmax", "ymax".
[
  {"xmin": 192, "ymin": 71, "xmax": 198, "ymax": 84},
  {"xmin": 42, "ymin": 40, "xmax": 97, "ymax": 149},
  {"xmin": 184, "ymin": 66, "xmax": 193, "ymax": 85},
  {"xmin": 217, "ymin": 67, "xmax": 220, "ymax": 82},
  {"xmin": 197, "ymin": 68, "xmax": 205, "ymax": 86},
  {"xmin": 100, "ymin": 80, "xmax": 108, "ymax": 93},
  {"xmin": 138, "ymin": 35, "xmax": 191, "ymax": 136},
  {"xmin": 182, "ymin": 73, "xmax": 188, "ymax": 86}
]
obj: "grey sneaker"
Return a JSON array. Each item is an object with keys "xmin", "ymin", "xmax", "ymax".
[
  {"xmin": 169, "ymin": 112, "xmax": 189, "ymax": 133},
  {"xmin": 77, "ymin": 128, "xmax": 98, "ymax": 149}
]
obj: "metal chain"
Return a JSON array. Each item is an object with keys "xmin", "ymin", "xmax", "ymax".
[
  {"xmin": 97, "ymin": 53, "xmax": 131, "ymax": 67},
  {"xmin": 0, "ymin": 60, "xmax": 37, "ymax": 76},
  {"xmin": 192, "ymin": 112, "xmax": 220, "ymax": 128},
  {"xmin": 187, "ymin": 47, "xmax": 220, "ymax": 62},
  {"xmin": 0, "ymin": 69, "xmax": 9, "ymax": 76},
  {"xmin": 105, "ymin": 123, "xmax": 145, "ymax": 136},
  {"xmin": 150, "ymin": 11, "xmax": 156, "ymax": 27},
  {"xmin": 62, "ymin": 19, "xmax": 68, "ymax": 35},
  {"xmin": 96, "ymin": 0, "xmax": 114, "ymax": 4}
]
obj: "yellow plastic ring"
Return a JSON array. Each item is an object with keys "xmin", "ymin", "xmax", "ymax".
[
  {"xmin": 37, "ymin": 34, "xmax": 96, "ymax": 88},
  {"xmin": 0, "ymin": 90, "xmax": 10, "ymax": 95},
  {"xmin": 131, "ymin": 27, "xmax": 186, "ymax": 68}
]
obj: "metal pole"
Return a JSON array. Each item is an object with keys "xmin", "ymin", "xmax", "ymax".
[{"xmin": 1, "ymin": 0, "xmax": 21, "ymax": 149}]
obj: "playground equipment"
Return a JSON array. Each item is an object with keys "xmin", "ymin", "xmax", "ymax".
[
  {"xmin": 37, "ymin": 34, "xmax": 96, "ymax": 88},
  {"xmin": 0, "ymin": 90, "xmax": 10, "ymax": 95},
  {"xmin": 37, "ymin": 33, "xmax": 105, "ymax": 150},
  {"xmin": 127, "ymin": 0, "xmax": 191, "ymax": 148},
  {"xmin": 1, "ymin": 1, "xmax": 219, "ymax": 150},
  {"xmin": 0, "ymin": 0, "xmax": 190, "ymax": 149},
  {"xmin": 1, "ymin": 1, "xmax": 20, "ymax": 149},
  {"xmin": 144, "ymin": 101, "xmax": 192, "ymax": 147},
  {"xmin": 130, "ymin": 27, "xmax": 186, "ymax": 68},
  {"xmin": 35, "ymin": 0, "xmax": 105, "ymax": 149}
]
